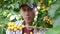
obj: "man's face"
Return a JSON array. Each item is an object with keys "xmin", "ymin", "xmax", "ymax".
[{"xmin": 20, "ymin": 5, "xmax": 35, "ymax": 23}]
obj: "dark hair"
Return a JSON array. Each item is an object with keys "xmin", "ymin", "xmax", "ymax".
[{"xmin": 19, "ymin": 4, "xmax": 29, "ymax": 8}]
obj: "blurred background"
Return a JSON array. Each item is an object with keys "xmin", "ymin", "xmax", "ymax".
[{"xmin": 0, "ymin": 0, "xmax": 60, "ymax": 34}]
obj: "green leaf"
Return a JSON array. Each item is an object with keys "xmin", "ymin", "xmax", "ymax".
[
  {"xmin": 0, "ymin": 27, "xmax": 2, "ymax": 34},
  {"xmin": 2, "ymin": 28, "xmax": 6, "ymax": 34},
  {"xmin": 46, "ymin": 29, "xmax": 56, "ymax": 34},
  {"xmin": 35, "ymin": 0, "xmax": 39, "ymax": 4},
  {"xmin": 48, "ymin": 5, "xmax": 60, "ymax": 18},
  {"xmin": 48, "ymin": 0, "xmax": 60, "ymax": 18},
  {"xmin": 22, "ymin": 0, "xmax": 27, "ymax": 4},
  {"xmin": 30, "ymin": 0, "xmax": 34, "ymax": 4},
  {"xmin": 46, "ymin": 26, "xmax": 60, "ymax": 34}
]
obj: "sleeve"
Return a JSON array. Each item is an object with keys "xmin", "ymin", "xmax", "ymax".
[
  {"xmin": 34, "ymin": 28, "xmax": 46, "ymax": 34},
  {"xmin": 15, "ymin": 20, "xmax": 24, "ymax": 26},
  {"xmin": 16, "ymin": 30, "xmax": 22, "ymax": 34},
  {"xmin": 6, "ymin": 29, "xmax": 13, "ymax": 34},
  {"xmin": 6, "ymin": 29, "xmax": 22, "ymax": 34},
  {"xmin": 39, "ymin": 30, "xmax": 46, "ymax": 34},
  {"xmin": 34, "ymin": 28, "xmax": 39, "ymax": 34}
]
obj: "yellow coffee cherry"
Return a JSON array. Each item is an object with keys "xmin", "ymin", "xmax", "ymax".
[
  {"xmin": 43, "ymin": 18, "xmax": 45, "ymax": 21},
  {"xmin": 36, "ymin": 32, "xmax": 39, "ymax": 34},
  {"xmin": 21, "ymin": 24, "xmax": 25, "ymax": 28},
  {"xmin": 19, "ymin": 27, "xmax": 22, "ymax": 30},
  {"xmin": 17, "ymin": 24, "xmax": 25, "ymax": 30},
  {"xmin": 43, "ymin": 16, "xmax": 48, "ymax": 21},
  {"xmin": 30, "ymin": 32, "xmax": 32, "ymax": 34},
  {"xmin": 24, "ymin": 32, "xmax": 27, "ymax": 34},
  {"xmin": 8, "ymin": 27, "xmax": 13, "ymax": 31},
  {"xmin": 8, "ymin": 27, "xmax": 11, "ymax": 30},
  {"xmin": 13, "ymin": 27, "xmax": 17, "ymax": 32},
  {"xmin": 8, "ymin": 22, "xmax": 15, "ymax": 27},
  {"xmin": 13, "ymin": 25, "xmax": 17, "ymax": 31},
  {"xmin": 17, "ymin": 26, "xmax": 20, "ymax": 30},
  {"xmin": 49, "ymin": 20, "xmax": 52, "ymax": 25},
  {"xmin": 17, "ymin": 26, "xmax": 21, "ymax": 30},
  {"xmin": 42, "ymin": 5, "xmax": 46, "ymax": 10},
  {"xmin": 47, "ymin": 19, "xmax": 50, "ymax": 22},
  {"xmin": 0, "ymin": 24, "xmax": 2, "ymax": 26}
]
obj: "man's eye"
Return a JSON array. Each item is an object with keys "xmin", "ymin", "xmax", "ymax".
[
  {"xmin": 23, "ymin": 9, "xmax": 26, "ymax": 11},
  {"xmin": 28, "ymin": 9, "xmax": 31, "ymax": 11},
  {"xmin": 28, "ymin": 9, "xmax": 33, "ymax": 12}
]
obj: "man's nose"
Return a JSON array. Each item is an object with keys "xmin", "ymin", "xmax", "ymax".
[{"xmin": 25, "ymin": 11, "xmax": 29, "ymax": 16}]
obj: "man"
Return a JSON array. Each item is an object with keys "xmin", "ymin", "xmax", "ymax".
[{"xmin": 6, "ymin": 1, "xmax": 45, "ymax": 34}]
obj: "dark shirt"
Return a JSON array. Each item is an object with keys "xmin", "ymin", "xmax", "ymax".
[
  {"xmin": 22, "ymin": 21, "xmax": 34, "ymax": 34},
  {"xmin": 22, "ymin": 27, "xmax": 34, "ymax": 34}
]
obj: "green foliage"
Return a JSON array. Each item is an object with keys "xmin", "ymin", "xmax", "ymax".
[
  {"xmin": 0, "ymin": 26, "xmax": 6, "ymax": 34},
  {"xmin": 0, "ymin": 27, "xmax": 2, "ymax": 34},
  {"xmin": 0, "ymin": 0, "xmax": 21, "ymax": 34},
  {"xmin": 33, "ymin": 0, "xmax": 54, "ymax": 28},
  {"xmin": 48, "ymin": 0, "xmax": 60, "ymax": 27},
  {"xmin": 46, "ymin": 26, "xmax": 60, "ymax": 34},
  {"xmin": 0, "ymin": 0, "xmax": 22, "ymax": 24},
  {"xmin": 46, "ymin": 0, "xmax": 60, "ymax": 34},
  {"xmin": 0, "ymin": 0, "xmax": 60, "ymax": 34}
]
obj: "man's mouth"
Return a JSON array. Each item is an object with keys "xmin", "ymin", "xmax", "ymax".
[{"xmin": 26, "ymin": 17, "xmax": 31, "ymax": 20}]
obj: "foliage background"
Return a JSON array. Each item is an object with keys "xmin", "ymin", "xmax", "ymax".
[{"xmin": 0, "ymin": 0, "xmax": 60, "ymax": 34}]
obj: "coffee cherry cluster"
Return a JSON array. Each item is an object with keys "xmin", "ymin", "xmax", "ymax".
[{"xmin": 7, "ymin": 22, "xmax": 25, "ymax": 31}]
